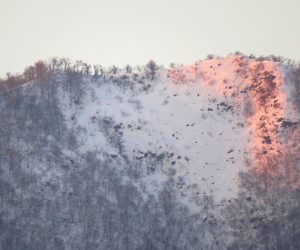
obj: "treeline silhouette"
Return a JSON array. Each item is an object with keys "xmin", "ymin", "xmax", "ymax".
[
  {"xmin": 0, "ymin": 58, "xmax": 161, "ymax": 91},
  {"xmin": 1, "ymin": 53, "xmax": 299, "ymax": 91},
  {"xmin": 206, "ymin": 51, "xmax": 300, "ymax": 65}
]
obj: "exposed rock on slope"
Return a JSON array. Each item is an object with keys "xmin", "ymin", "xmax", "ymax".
[{"xmin": 169, "ymin": 55, "xmax": 300, "ymax": 185}]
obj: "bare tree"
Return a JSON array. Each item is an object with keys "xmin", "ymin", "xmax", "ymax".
[
  {"xmin": 82, "ymin": 63, "xmax": 91, "ymax": 75},
  {"xmin": 93, "ymin": 65, "xmax": 99, "ymax": 76},
  {"xmin": 24, "ymin": 66, "xmax": 36, "ymax": 81},
  {"xmin": 206, "ymin": 54, "xmax": 215, "ymax": 60},
  {"xmin": 35, "ymin": 61, "xmax": 47, "ymax": 79},
  {"xmin": 125, "ymin": 65, "xmax": 132, "ymax": 74},
  {"xmin": 145, "ymin": 60, "xmax": 158, "ymax": 80},
  {"xmin": 110, "ymin": 65, "xmax": 118, "ymax": 75},
  {"xmin": 74, "ymin": 60, "xmax": 83, "ymax": 73},
  {"xmin": 48, "ymin": 57, "xmax": 59, "ymax": 72},
  {"xmin": 59, "ymin": 58, "xmax": 71, "ymax": 71}
]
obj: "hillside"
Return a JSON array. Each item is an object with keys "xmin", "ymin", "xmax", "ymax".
[{"xmin": 1, "ymin": 55, "xmax": 300, "ymax": 250}]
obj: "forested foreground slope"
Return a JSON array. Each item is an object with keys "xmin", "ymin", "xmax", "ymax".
[{"xmin": 1, "ymin": 55, "xmax": 300, "ymax": 249}]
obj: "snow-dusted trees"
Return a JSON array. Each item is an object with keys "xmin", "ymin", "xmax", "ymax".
[
  {"xmin": 220, "ymin": 169, "xmax": 300, "ymax": 250},
  {"xmin": 0, "ymin": 76, "xmax": 220, "ymax": 249}
]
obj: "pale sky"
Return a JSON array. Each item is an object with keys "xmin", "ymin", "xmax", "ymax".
[{"xmin": 1, "ymin": 0, "xmax": 300, "ymax": 77}]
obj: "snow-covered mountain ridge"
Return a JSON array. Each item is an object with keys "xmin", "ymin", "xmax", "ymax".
[{"xmin": 1, "ymin": 55, "xmax": 300, "ymax": 249}]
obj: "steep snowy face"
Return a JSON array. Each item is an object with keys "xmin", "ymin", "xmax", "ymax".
[
  {"xmin": 57, "ymin": 58, "xmax": 251, "ymax": 204},
  {"xmin": 169, "ymin": 56, "xmax": 300, "ymax": 187},
  {"xmin": 2, "ymin": 56, "xmax": 300, "ymax": 250}
]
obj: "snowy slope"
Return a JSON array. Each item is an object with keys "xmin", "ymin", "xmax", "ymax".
[
  {"xmin": 1, "ymin": 55, "xmax": 300, "ymax": 250},
  {"xmin": 56, "ymin": 55, "xmax": 300, "ymax": 206},
  {"xmin": 54, "ymin": 57, "xmax": 251, "ymax": 205}
]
